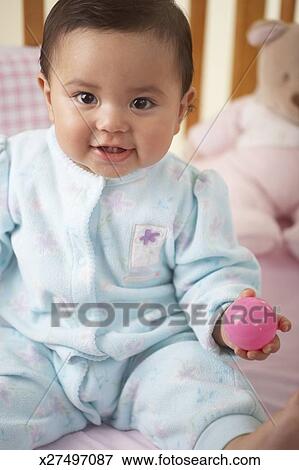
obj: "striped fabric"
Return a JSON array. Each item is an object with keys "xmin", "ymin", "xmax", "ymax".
[{"xmin": 0, "ymin": 46, "xmax": 50, "ymax": 136}]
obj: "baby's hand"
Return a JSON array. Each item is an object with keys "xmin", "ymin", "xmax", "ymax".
[{"xmin": 221, "ymin": 288, "xmax": 292, "ymax": 361}]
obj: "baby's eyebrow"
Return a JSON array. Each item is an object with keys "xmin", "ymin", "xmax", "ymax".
[
  {"xmin": 64, "ymin": 79, "xmax": 165, "ymax": 96},
  {"xmin": 64, "ymin": 79, "xmax": 99, "ymax": 89},
  {"xmin": 127, "ymin": 86, "xmax": 166, "ymax": 97}
]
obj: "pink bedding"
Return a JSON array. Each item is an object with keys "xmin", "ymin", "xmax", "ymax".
[
  {"xmin": 239, "ymin": 247, "xmax": 299, "ymax": 416},
  {"xmin": 39, "ymin": 247, "xmax": 299, "ymax": 450}
]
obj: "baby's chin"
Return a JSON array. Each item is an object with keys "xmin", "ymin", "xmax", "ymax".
[{"xmin": 76, "ymin": 160, "xmax": 141, "ymax": 179}]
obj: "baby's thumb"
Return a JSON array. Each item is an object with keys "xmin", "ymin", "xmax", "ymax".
[{"xmin": 238, "ymin": 288, "xmax": 256, "ymax": 299}]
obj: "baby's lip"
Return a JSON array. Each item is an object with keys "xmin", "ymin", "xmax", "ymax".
[
  {"xmin": 90, "ymin": 144, "xmax": 133, "ymax": 150},
  {"xmin": 91, "ymin": 146, "xmax": 134, "ymax": 163}
]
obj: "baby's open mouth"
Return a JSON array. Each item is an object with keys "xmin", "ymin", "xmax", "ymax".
[
  {"xmin": 91, "ymin": 146, "xmax": 133, "ymax": 163},
  {"xmin": 98, "ymin": 146, "xmax": 126, "ymax": 154}
]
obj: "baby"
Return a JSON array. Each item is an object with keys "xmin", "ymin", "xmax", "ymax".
[{"xmin": 0, "ymin": 0, "xmax": 297, "ymax": 450}]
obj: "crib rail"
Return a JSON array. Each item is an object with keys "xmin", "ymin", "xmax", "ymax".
[{"xmin": 187, "ymin": 0, "xmax": 298, "ymax": 129}]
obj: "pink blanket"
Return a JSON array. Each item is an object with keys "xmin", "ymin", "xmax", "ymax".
[{"xmin": 239, "ymin": 247, "xmax": 299, "ymax": 415}]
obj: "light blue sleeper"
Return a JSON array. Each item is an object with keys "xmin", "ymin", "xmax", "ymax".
[{"xmin": 0, "ymin": 126, "xmax": 267, "ymax": 449}]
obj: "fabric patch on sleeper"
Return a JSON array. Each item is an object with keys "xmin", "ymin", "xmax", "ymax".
[{"xmin": 129, "ymin": 224, "xmax": 168, "ymax": 269}]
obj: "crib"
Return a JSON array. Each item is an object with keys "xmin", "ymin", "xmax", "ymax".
[{"xmin": 0, "ymin": 0, "xmax": 298, "ymax": 450}]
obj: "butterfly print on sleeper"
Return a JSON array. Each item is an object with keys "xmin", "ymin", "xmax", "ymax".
[
  {"xmin": 153, "ymin": 196, "xmax": 174, "ymax": 211},
  {"xmin": 129, "ymin": 225, "xmax": 168, "ymax": 269},
  {"xmin": 102, "ymin": 190, "xmax": 135, "ymax": 214},
  {"xmin": 125, "ymin": 225, "xmax": 168, "ymax": 282}
]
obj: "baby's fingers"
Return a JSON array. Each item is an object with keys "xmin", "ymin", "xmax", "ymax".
[
  {"xmin": 247, "ymin": 350, "xmax": 270, "ymax": 360},
  {"xmin": 262, "ymin": 335, "xmax": 280, "ymax": 354},
  {"xmin": 234, "ymin": 347, "xmax": 249, "ymax": 360},
  {"xmin": 234, "ymin": 335, "xmax": 280, "ymax": 360},
  {"xmin": 277, "ymin": 314, "xmax": 292, "ymax": 332},
  {"xmin": 234, "ymin": 347, "xmax": 269, "ymax": 361},
  {"xmin": 246, "ymin": 336, "xmax": 280, "ymax": 360}
]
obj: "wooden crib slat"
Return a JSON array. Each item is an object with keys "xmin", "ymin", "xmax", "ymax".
[
  {"xmin": 186, "ymin": 0, "xmax": 207, "ymax": 132},
  {"xmin": 231, "ymin": 0, "xmax": 265, "ymax": 99},
  {"xmin": 280, "ymin": 0, "xmax": 296, "ymax": 22},
  {"xmin": 23, "ymin": 0, "xmax": 44, "ymax": 46}
]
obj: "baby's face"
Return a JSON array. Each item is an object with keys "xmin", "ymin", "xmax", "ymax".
[{"xmin": 38, "ymin": 29, "xmax": 195, "ymax": 178}]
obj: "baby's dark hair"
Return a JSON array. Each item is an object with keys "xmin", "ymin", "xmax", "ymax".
[{"xmin": 40, "ymin": 0, "xmax": 194, "ymax": 102}]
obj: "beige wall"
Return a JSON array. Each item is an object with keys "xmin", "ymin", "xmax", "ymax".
[
  {"xmin": 45, "ymin": 0, "xmax": 57, "ymax": 13},
  {"xmin": 0, "ymin": 0, "xmax": 23, "ymax": 46},
  {"xmin": 0, "ymin": 0, "xmax": 57, "ymax": 46}
]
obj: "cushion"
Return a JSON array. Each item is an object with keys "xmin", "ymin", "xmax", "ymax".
[{"xmin": 0, "ymin": 46, "xmax": 50, "ymax": 136}]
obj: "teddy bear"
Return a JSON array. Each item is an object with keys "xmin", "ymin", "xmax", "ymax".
[{"xmin": 186, "ymin": 20, "xmax": 299, "ymax": 260}]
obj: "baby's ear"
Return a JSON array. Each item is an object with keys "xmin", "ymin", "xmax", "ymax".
[
  {"xmin": 37, "ymin": 73, "xmax": 54, "ymax": 122},
  {"xmin": 247, "ymin": 20, "xmax": 289, "ymax": 46},
  {"xmin": 174, "ymin": 87, "xmax": 197, "ymax": 135},
  {"xmin": 181, "ymin": 87, "xmax": 196, "ymax": 118}
]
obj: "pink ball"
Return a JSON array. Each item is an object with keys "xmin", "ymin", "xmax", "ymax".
[{"xmin": 223, "ymin": 297, "xmax": 277, "ymax": 351}]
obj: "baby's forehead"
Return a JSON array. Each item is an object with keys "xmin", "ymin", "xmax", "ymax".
[
  {"xmin": 53, "ymin": 28, "xmax": 180, "ymax": 82},
  {"xmin": 56, "ymin": 27, "xmax": 176, "ymax": 60}
]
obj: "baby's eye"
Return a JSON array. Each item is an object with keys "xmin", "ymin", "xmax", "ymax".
[
  {"xmin": 74, "ymin": 92, "xmax": 98, "ymax": 105},
  {"xmin": 131, "ymin": 97, "xmax": 155, "ymax": 110}
]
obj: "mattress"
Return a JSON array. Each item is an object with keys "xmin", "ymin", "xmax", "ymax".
[{"xmin": 238, "ymin": 246, "xmax": 299, "ymax": 416}]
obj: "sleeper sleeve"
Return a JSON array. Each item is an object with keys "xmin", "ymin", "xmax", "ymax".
[
  {"xmin": 0, "ymin": 135, "xmax": 15, "ymax": 280},
  {"xmin": 174, "ymin": 169, "xmax": 261, "ymax": 353}
]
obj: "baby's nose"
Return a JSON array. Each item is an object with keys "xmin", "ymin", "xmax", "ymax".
[
  {"xmin": 291, "ymin": 93, "xmax": 299, "ymax": 108},
  {"xmin": 96, "ymin": 106, "xmax": 130, "ymax": 133}
]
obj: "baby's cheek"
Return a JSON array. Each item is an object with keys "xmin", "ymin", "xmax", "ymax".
[{"xmin": 144, "ymin": 125, "xmax": 173, "ymax": 155}]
